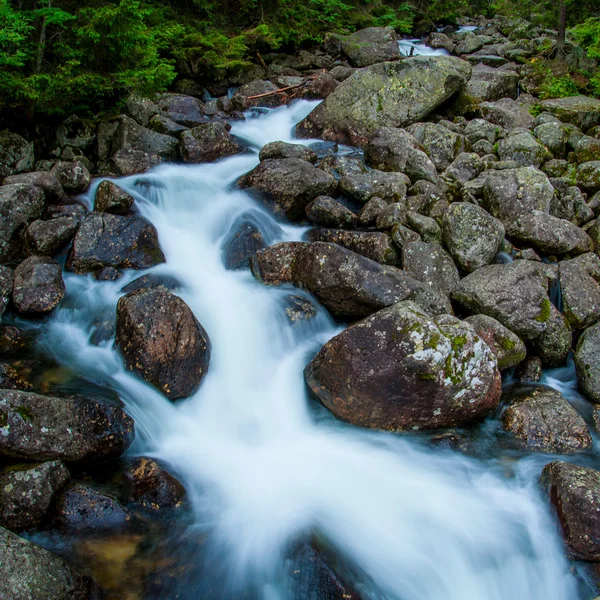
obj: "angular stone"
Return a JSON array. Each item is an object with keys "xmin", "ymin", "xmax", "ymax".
[
  {"xmin": 340, "ymin": 26, "xmax": 400, "ymax": 67},
  {"xmin": 180, "ymin": 122, "xmax": 243, "ymax": 163},
  {"xmin": 50, "ymin": 161, "xmax": 91, "ymax": 195},
  {"xmin": 305, "ymin": 196, "xmax": 357, "ymax": 229},
  {"xmin": 12, "ymin": 256, "xmax": 65, "ymax": 315},
  {"xmin": 259, "ymin": 141, "xmax": 317, "ymax": 164},
  {"xmin": 402, "ymin": 241, "xmax": 459, "ymax": 294},
  {"xmin": 94, "ymin": 180, "xmax": 134, "ymax": 214},
  {"xmin": 540, "ymin": 96, "xmax": 600, "ymax": 131},
  {"xmin": 0, "ymin": 130, "xmax": 34, "ymax": 179},
  {"xmin": 124, "ymin": 457, "xmax": 186, "ymax": 510},
  {"xmin": 3, "ymin": 172, "xmax": 63, "ymax": 203},
  {"xmin": 559, "ymin": 253, "xmax": 600, "ymax": 330},
  {"xmin": 575, "ymin": 322, "xmax": 600, "ymax": 403},
  {"xmin": 24, "ymin": 217, "xmax": 79, "ymax": 257}
]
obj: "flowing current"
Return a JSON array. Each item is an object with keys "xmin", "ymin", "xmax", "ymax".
[{"xmin": 39, "ymin": 101, "xmax": 578, "ymax": 599}]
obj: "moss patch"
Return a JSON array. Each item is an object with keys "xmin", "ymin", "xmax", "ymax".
[{"xmin": 535, "ymin": 297, "xmax": 552, "ymax": 323}]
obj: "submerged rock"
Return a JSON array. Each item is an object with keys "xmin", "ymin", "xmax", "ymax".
[
  {"xmin": 222, "ymin": 218, "xmax": 267, "ymax": 270},
  {"xmin": 305, "ymin": 301, "xmax": 501, "ymax": 431},
  {"xmin": 116, "ymin": 288, "xmax": 211, "ymax": 400}
]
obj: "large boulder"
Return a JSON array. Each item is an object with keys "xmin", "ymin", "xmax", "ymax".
[
  {"xmin": 110, "ymin": 147, "xmax": 162, "ymax": 176},
  {"xmin": 251, "ymin": 241, "xmax": 451, "ymax": 318},
  {"xmin": 402, "ymin": 241, "xmax": 460, "ymax": 295},
  {"xmin": 479, "ymin": 98, "xmax": 535, "ymax": 130},
  {"xmin": 576, "ymin": 161, "xmax": 600, "ymax": 195},
  {"xmin": 179, "ymin": 122, "xmax": 244, "ymax": 163},
  {"xmin": 12, "ymin": 256, "xmax": 65, "ymax": 315},
  {"xmin": 339, "ymin": 170, "xmax": 408, "ymax": 203},
  {"xmin": 259, "ymin": 141, "xmax": 317, "ymax": 164},
  {"xmin": 0, "ymin": 389, "xmax": 134, "ymax": 462},
  {"xmin": 155, "ymin": 93, "xmax": 204, "ymax": 127},
  {"xmin": 116, "ymin": 289, "xmax": 211, "ymax": 400},
  {"xmin": 304, "ymin": 301, "xmax": 501, "ymax": 431},
  {"xmin": 502, "ymin": 387, "xmax": 592, "ymax": 453},
  {"xmin": 112, "ymin": 115, "xmax": 179, "ymax": 161},
  {"xmin": 541, "ymin": 461, "xmax": 600, "ymax": 560},
  {"xmin": 575, "ymin": 322, "xmax": 600, "ymax": 403},
  {"xmin": 452, "ymin": 260, "xmax": 571, "ymax": 365},
  {"xmin": 539, "ymin": 96, "xmax": 600, "ymax": 131},
  {"xmin": 24, "ymin": 217, "xmax": 80, "ymax": 257},
  {"xmin": 442, "ymin": 202, "xmax": 504, "ymax": 273},
  {"xmin": 50, "ymin": 161, "xmax": 91, "ymax": 195},
  {"xmin": 340, "ymin": 26, "xmax": 400, "ymax": 67},
  {"xmin": 305, "ymin": 196, "xmax": 357, "ymax": 229},
  {"xmin": 0, "ymin": 461, "xmax": 70, "ymax": 531},
  {"xmin": 238, "ymin": 158, "xmax": 337, "ymax": 220},
  {"xmin": 559, "ymin": 253, "xmax": 600, "ymax": 331},
  {"xmin": 296, "ymin": 56, "xmax": 472, "ymax": 147},
  {"xmin": 0, "ymin": 184, "xmax": 45, "ymax": 264},
  {"xmin": 0, "ymin": 130, "xmax": 34, "ymax": 179},
  {"xmin": 0, "ymin": 526, "xmax": 100, "ymax": 599},
  {"xmin": 66, "ymin": 212, "xmax": 165, "ymax": 273},
  {"xmin": 497, "ymin": 131, "xmax": 551, "ymax": 168},
  {"xmin": 452, "ymin": 65, "xmax": 519, "ymax": 114}
]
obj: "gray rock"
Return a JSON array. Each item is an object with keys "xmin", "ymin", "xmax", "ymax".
[
  {"xmin": 426, "ymin": 32, "xmax": 456, "ymax": 53},
  {"xmin": 110, "ymin": 146, "xmax": 162, "ymax": 175},
  {"xmin": 577, "ymin": 161, "xmax": 600, "ymax": 194},
  {"xmin": 12, "ymin": 256, "xmax": 65, "ymax": 315},
  {"xmin": 0, "ymin": 461, "xmax": 70, "ymax": 531},
  {"xmin": 66, "ymin": 212, "xmax": 165, "ymax": 273},
  {"xmin": 560, "ymin": 253, "xmax": 600, "ymax": 330},
  {"xmin": 340, "ymin": 169, "xmax": 408, "ymax": 203},
  {"xmin": 0, "ymin": 267, "xmax": 12, "ymax": 319},
  {"xmin": 464, "ymin": 314, "xmax": 526, "ymax": 370},
  {"xmin": 180, "ymin": 122, "xmax": 244, "ymax": 163},
  {"xmin": 497, "ymin": 131, "xmax": 551, "ymax": 167},
  {"xmin": 405, "ymin": 211, "xmax": 441, "ymax": 244},
  {"xmin": 442, "ymin": 202, "xmax": 504, "ymax": 272},
  {"xmin": 406, "ymin": 122, "xmax": 467, "ymax": 171},
  {"xmin": 443, "ymin": 152, "xmax": 483, "ymax": 185},
  {"xmin": 502, "ymin": 387, "xmax": 591, "ymax": 453},
  {"xmin": 0, "ymin": 526, "xmax": 100, "ymax": 599},
  {"xmin": 50, "ymin": 161, "xmax": 91, "ymax": 195},
  {"xmin": 221, "ymin": 217, "xmax": 266, "ymax": 270},
  {"xmin": 155, "ymin": 93, "xmax": 204, "ymax": 127},
  {"xmin": 358, "ymin": 196, "xmax": 387, "ymax": 226},
  {"xmin": 480, "ymin": 98, "xmax": 535, "ymax": 130},
  {"xmin": 236, "ymin": 80, "xmax": 284, "ymax": 109},
  {"xmin": 3, "ymin": 172, "xmax": 63, "ymax": 203},
  {"xmin": 259, "ymin": 141, "xmax": 317, "ymax": 164},
  {"xmin": 452, "ymin": 260, "xmax": 571, "ymax": 365},
  {"xmin": 296, "ymin": 56, "xmax": 472, "ymax": 146},
  {"xmin": 112, "ymin": 115, "xmax": 179, "ymax": 161},
  {"xmin": 148, "ymin": 114, "xmax": 188, "ymax": 137},
  {"xmin": 25, "ymin": 217, "xmax": 79, "ymax": 257},
  {"xmin": 575, "ymin": 322, "xmax": 600, "ymax": 403},
  {"xmin": 464, "ymin": 118, "xmax": 500, "ymax": 144},
  {"xmin": 317, "ymin": 155, "xmax": 366, "ymax": 178},
  {"xmin": 534, "ymin": 122, "xmax": 570, "ymax": 158},
  {"xmin": 124, "ymin": 94, "xmax": 160, "ymax": 127},
  {"xmin": 0, "ymin": 389, "xmax": 134, "ymax": 462},
  {"xmin": 94, "ymin": 180, "xmax": 134, "ymax": 214},
  {"xmin": 305, "ymin": 196, "xmax": 357, "ymax": 229},
  {"xmin": 340, "ymin": 26, "xmax": 400, "ymax": 67},
  {"xmin": 540, "ymin": 96, "xmax": 600, "ymax": 131},
  {"xmin": 304, "ymin": 301, "xmax": 501, "ymax": 430},
  {"xmin": 454, "ymin": 65, "xmax": 519, "ymax": 114},
  {"xmin": 402, "ymin": 241, "xmax": 459, "ymax": 294},
  {"xmin": 0, "ymin": 130, "xmax": 34, "ymax": 179}
]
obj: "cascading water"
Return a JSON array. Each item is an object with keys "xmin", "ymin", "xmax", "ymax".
[{"xmin": 37, "ymin": 101, "xmax": 580, "ymax": 599}]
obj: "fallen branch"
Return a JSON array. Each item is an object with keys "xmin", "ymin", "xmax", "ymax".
[{"xmin": 246, "ymin": 75, "xmax": 317, "ymax": 100}]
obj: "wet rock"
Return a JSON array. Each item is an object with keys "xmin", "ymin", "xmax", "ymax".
[
  {"xmin": 50, "ymin": 161, "xmax": 91, "ymax": 195},
  {"xmin": 376, "ymin": 203, "xmax": 406, "ymax": 230},
  {"xmin": 251, "ymin": 241, "xmax": 451, "ymax": 318},
  {"xmin": 0, "ymin": 184, "xmax": 46, "ymax": 263},
  {"xmin": 516, "ymin": 355, "xmax": 542, "ymax": 382},
  {"xmin": 124, "ymin": 457, "xmax": 186, "ymax": 510},
  {"xmin": 222, "ymin": 218, "xmax": 266, "ymax": 270},
  {"xmin": 497, "ymin": 131, "xmax": 551, "ymax": 168},
  {"xmin": 238, "ymin": 158, "xmax": 337, "ymax": 220},
  {"xmin": 110, "ymin": 147, "xmax": 162, "ymax": 176},
  {"xmin": 575, "ymin": 322, "xmax": 600, "ymax": 403},
  {"xmin": 112, "ymin": 116, "xmax": 179, "ymax": 161},
  {"xmin": 505, "ymin": 211, "xmax": 593, "ymax": 256},
  {"xmin": 3, "ymin": 172, "xmax": 63, "ymax": 203},
  {"xmin": 94, "ymin": 180, "xmax": 135, "ymax": 214},
  {"xmin": 121, "ymin": 273, "xmax": 181, "ymax": 294},
  {"xmin": 296, "ymin": 56, "xmax": 472, "ymax": 147},
  {"xmin": 0, "ymin": 461, "xmax": 70, "ymax": 531},
  {"xmin": 295, "ymin": 72, "xmax": 340, "ymax": 100},
  {"xmin": 305, "ymin": 196, "xmax": 357, "ymax": 229},
  {"xmin": 305, "ymin": 300, "xmax": 500, "ymax": 431},
  {"xmin": 236, "ymin": 80, "xmax": 284, "ymax": 109},
  {"xmin": 480, "ymin": 98, "xmax": 535, "ymax": 131},
  {"xmin": 0, "ymin": 389, "xmax": 134, "ymax": 462},
  {"xmin": 0, "ymin": 362, "xmax": 30, "ymax": 390},
  {"xmin": 559, "ymin": 253, "xmax": 600, "ymax": 330},
  {"xmin": 540, "ymin": 461, "xmax": 600, "ymax": 560},
  {"xmin": 307, "ymin": 229, "xmax": 398, "ymax": 265},
  {"xmin": 24, "ymin": 217, "xmax": 79, "ymax": 257},
  {"xmin": 358, "ymin": 196, "xmax": 387, "ymax": 226},
  {"xmin": 426, "ymin": 32, "xmax": 456, "ymax": 53},
  {"xmin": 180, "ymin": 122, "xmax": 244, "ymax": 163},
  {"xmin": 481, "ymin": 167, "xmax": 554, "ymax": 225},
  {"xmin": 0, "ymin": 131, "xmax": 34, "ymax": 179},
  {"xmin": 0, "ymin": 267, "xmax": 13, "ymax": 319},
  {"xmin": 116, "ymin": 289, "xmax": 210, "ymax": 400},
  {"xmin": 339, "ymin": 170, "xmax": 408, "ymax": 204},
  {"xmin": 577, "ymin": 161, "xmax": 600, "ymax": 195},
  {"xmin": 464, "ymin": 314, "xmax": 526, "ymax": 370},
  {"xmin": 259, "ymin": 141, "xmax": 317, "ymax": 164},
  {"xmin": 539, "ymin": 96, "xmax": 600, "ymax": 131},
  {"xmin": 402, "ymin": 241, "xmax": 459, "ymax": 295},
  {"xmin": 364, "ymin": 127, "xmax": 438, "ymax": 183},
  {"xmin": 0, "ymin": 525, "xmax": 100, "ymax": 599},
  {"xmin": 452, "ymin": 260, "xmax": 571, "ymax": 366},
  {"xmin": 155, "ymin": 93, "xmax": 204, "ymax": 127},
  {"xmin": 283, "ymin": 294, "xmax": 318, "ymax": 324},
  {"xmin": 96, "ymin": 266, "xmax": 120, "ymax": 281},
  {"xmin": 502, "ymin": 387, "xmax": 591, "ymax": 453},
  {"xmin": 340, "ymin": 26, "xmax": 400, "ymax": 67},
  {"xmin": 442, "ymin": 203, "xmax": 504, "ymax": 273},
  {"xmin": 53, "ymin": 483, "xmax": 131, "ymax": 532},
  {"xmin": 12, "ymin": 256, "xmax": 65, "ymax": 315},
  {"xmin": 66, "ymin": 212, "xmax": 165, "ymax": 273}
]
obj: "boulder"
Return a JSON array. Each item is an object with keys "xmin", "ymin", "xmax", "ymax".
[
  {"xmin": 340, "ymin": 26, "xmax": 400, "ymax": 67},
  {"xmin": 559, "ymin": 254, "xmax": 600, "ymax": 331},
  {"xmin": 116, "ymin": 289, "xmax": 210, "ymax": 400},
  {"xmin": 0, "ymin": 267, "xmax": 12, "ymax": 319},
  {"xmin": 50, "ymin": 161, "xmax": 91, "ymax": 195},
  {"xmin": 124, "ymin": 94, "xmax": 160, "ymax": 127},
  {"xmin": 497, "ymin": 131, "xmax": 551, "ymax": 168},
  {"xmin": 406, "ymin": 123, "xmax": 467, "ymax": 171},
  {"xmin": 124, "ymin": 457, "xmax": 186, "ymax": 510},
  {"xmin": 339, "ymin": 170, "xmax": 408, "ymax": 203},
  {"xmin": 426, "ymin": 32, "xmax": 456, "ymax": 53},
  {"xmin": 577, "ymin": 161, "xmax": 600, "ymax": 195},
  {"xmin": 304, "ymin": 301, "xmax": 501, "ymax": 431},
  {"xmin": 0, "ymin": 526, "xmax": 100, "ymax": 599},
  {"xmin": 0, "ymin": 184, "xmax": 46, "ymax": 263},
  {"xmin": 306, "ymin": 229, "xmax": 399, "ymax": 265},
  {"xmin": 55, "ymin": 114, "xmax": 95, "ymax": 151},
  {"xmin": 94, "ymin": 180, "xmax": 134, "ymax": 214},
  {"xmin": 364, "ymin": 127, "xmax": 438, "ymax": 183},
  {"xmin": 180, "ymin": 122, "xmax": 244, "ymax": 163},
  {"xmin": 539, "ymin": 96, "xmax": 600, "ymax": 131},
  {"xmin": 442, "ymin": 202, "xmax": 504, "ymax": 272},
  {"xmin": 0, "ymin": 461, "xmax": 70, "ymax": 531},
  {"xmin": 53, "ymin": 483, "xmax": 131, "ymax": 531},
  {"xmin": 502, "ymin": 387, "xmax": 591, "ymax": 453},
  {"xmin": 464, "ymin": 314, "xmax": 526, "ymax": 370},
  {"xmin": 112, "ymin": 115, "xmax": 179, "ymax": 161},
  {"xmin": 251, "ymin": 241, "xmax": 451, "ymax": 318},
  {"xmin": 296, "ymin": 56, "xmax": 472, "ymax": 147},
  {"xmin": 452, "ymin": 260, "xmax": 571, "ymax": 365},
  {"xmin": 66, "ymin": 212, "xmax": 165, "ymax": 273},
  {"xmin": 541, "ymin": 461, "xmax": 600, "ymax": 560},
  {"xmin": 0, "ymin": 130, "xmax": 34, "ymax": 179},
  {"xmin": 305, "ymin": 196, "xmax": 357, "ymax": 229},
  {"xmin": 575, "ymin": 322, "xmax": 600, "ymax": 403},
  {"xmin": 221, "ymin": 217, "xmax": 267, "ymax": 270},
  {"xmin": 3, "ymin": 172, "xmax": 63, "ymax": 203},
  {"xmin": 24, "ymin": 217, "xmax": 79, "ymax": 257},
  {"xmin": 0, "ymin": 389, "xmax": 134, "ymax": 462},
  {"xmin": 238, "ymin": 158, "xmax": 337, "ymax": 220},
  {"xmin": 236, "ymin": 80, "xmax": 284, "ymax": 109},
  {"xmin": 318, "ymin": 155, "xmax": 366, "ymax": 178},
  {"xmin": 148, "ymin": 114, "xmax": 188, "ymax": 137},
  {"xmin": 120, "ymin": 273, "xmax": 181, "ymax": 294},
  {"xmin": 479, "ymin": 98, "xmax": 535, "ymax": 130},
  {"xmin": 155, "ymin": 93, "xmax": 204, "ymax": 127},
  {"xmin": 110, "ymin": 147, "xmax": 162, "ymax": 175},
  {"xmin": 259, "ymin": 141, "xmax": 317, "ymax": 164},
  {"xmin": 443, "ymin": 152, "xmax": 483, "ymax": 185},
  {"xmin": 12, "ymin": 256, "xmax": 65, "ymax": 315},
  {"xmin": 358, "ymin": 196, "xmax": 388, "ymax": 226},
  {"xmin": 405, "ymin": 212, "xmax": 441, "ymax": 244},
  {"xmin": 402, "ymin": 241, "xmax": 460, "ymax": 294},
  {"xmin": 453, "ymin": 65, "xmax": 519, "ymax": 113}
]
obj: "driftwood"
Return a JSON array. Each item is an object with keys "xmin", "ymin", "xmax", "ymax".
[{"xmin": 246, "ymin": 74, "xmax": 321, "ymax": 100}]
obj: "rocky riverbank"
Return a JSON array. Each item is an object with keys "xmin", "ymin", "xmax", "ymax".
[{"xmin": 1, "ymin": 12, "xmax": 600, "ymax": 599}]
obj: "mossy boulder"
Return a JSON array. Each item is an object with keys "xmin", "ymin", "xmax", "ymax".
[
  {"xmin": 575, "ymin": 321, "xmax": 600, "ymax": 403},
  {"xmin": 340, "ymin": 26, "xmax": 400, "ymax": 67},
  {"xmin": 559, "ymin": 253, "xmax": 600, "ymax": 331},
  {"xmin": 540, "ymin": 96, "xmax": 600, "ymax": 131}
]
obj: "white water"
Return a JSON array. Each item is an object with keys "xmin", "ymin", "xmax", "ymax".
[
  {"xmin": 40, "ymin": 101, "xmax": 578, "ymax": 599},
  {"xmin": 398, "ymin": 38, "xmax": 450, "ymax": 57}
]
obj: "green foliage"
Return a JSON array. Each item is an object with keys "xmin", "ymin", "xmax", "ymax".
[
  {"xmin": 0, "ymin": 0, "xmax": 32, "ymax": 68},
  {"xmin": 573, "ymin": 17, "xmax": 600, "ymax": 59},
  {"xmin": 539, "ymin": 74, "xmax": 579, "ymax": 99}
]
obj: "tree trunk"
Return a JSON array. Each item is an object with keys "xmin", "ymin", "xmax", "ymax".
[{"xmin": 557, "ymin": 0, "xmax": 567, "ymax": 56}]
